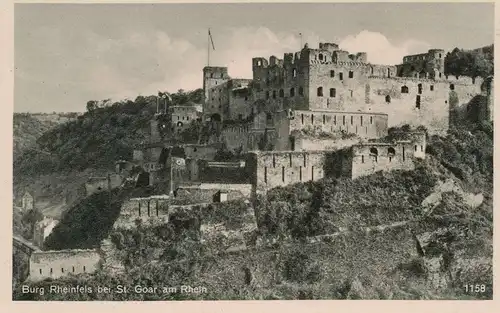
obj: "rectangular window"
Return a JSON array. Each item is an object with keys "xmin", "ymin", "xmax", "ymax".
[
  {"xmin": 301, "ymin": 114, "xmax": 304, "ymax": 124},
  {"xmin": 311, "ymin": 114, "xmax": 314, "ymax": 124},
  {"xmin": 272, "ymin": 155, "xmax": 276, "ymax": 168},
  {"xmin": 370, "ymin": 116, "xmax": 373, "ymax": 124},
  {"xmin": 334, "ymin": 115, "xmax": 337, "ymax": 125},
  {"xmin": 72, "ymin": 266, "xmax": 75, "ymax": 273},
  {"xmin": 311, "ymin": 166, "xmax": 314, "ymax": 180},
  {"xmin": 39, "ymin": 269, "xmax": 42, "ymax": 274},
  {"xmin": 362, "ymin": 155, "xmax": 364, "ymax": 163},
  {"xmin": 61, "ymin": 268, "xmax": 64, "ymax": 273},
  {"xmin": 138, "ymin": 202, "xmax": 141, "ymax": 216},
  {"xmin": 351, "ymin": 116, "xmax": 353, "ymax": 125},
  {"xmin": 147, "ymin": 201, "xmax": 150, "ymax": 217},
  {"xmin": 349, "ymin": 71, "xmax": 354, "ymax": 78},
  {"xmin": 264, "ymin": 167, "xmax": 267, "ymax": 183},
  {"xmin": 289, "ymin": 154, "xmax": 292, "ymax": 167},
  {"xmin": 330, "ymin": 70, "xmax": 335, "ymax": 77},
  {"xmin": 360, "ymin": 116, "xmax": 363, "ymax": 126},
  {"xmin": 303, "ymin": 154, "xmax": 306, "ymax": 167},
  {"xmin": 83, "ymin": 266, "xmax": 86, "ymax": 272},
  {"xmin": 430, "ymin": 85, "xmax": 434, "ymax": 91},
  {"xmin": 330, "ymin": 88, "xmax": 336, "ymax": 97},
  {"xmin": 339, "ymin": 73, "xmax": 343, "ymax": 80},
  {"xmin": 282, "ymin": 166, "xmax": 285, "ymax": 182},
  {"xmin": 323, "ymin": 115, "xmax": 326, "ymax": 124},
  {"xmin": 343, "ymin": 116, "xmax": 346, "ymax": 125},
  {"xmin": 299, "ymin": 166, "xmax": 302, "ymax": 181}
]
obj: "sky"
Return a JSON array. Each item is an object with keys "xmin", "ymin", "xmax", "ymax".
[{"xmin": 14, "ymin": 3, "xmax": 495, "ymax": 113}]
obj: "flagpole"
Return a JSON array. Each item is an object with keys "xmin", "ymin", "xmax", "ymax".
[{"xmin": 207, "ymin": 28, "xmax": 210, "ymax": 66}]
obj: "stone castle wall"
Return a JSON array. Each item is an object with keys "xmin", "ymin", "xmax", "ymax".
[
  {"xmin": 29, "ymin": 249, "xmax": 101, "ymax": 282},
  {"xmin": 113, "ymin": 196, "xmax": 170, "ymax": 229},
  {"xmin": 349, "ymin": 142, "xmax": 416, "ymax": 179},
  {"xmin": 290, "ymin": 110, "xmax": 388, "ymax": 139},
  {"xmin": 84, "ymin": 174, "xmax": 122, "ymax": 197},
  {"xmin": 175, "ymin": 183, "xmax": 253, "ymax": 203},
  {"xmin": 170, "ymin": 106, "xmax": 200, "ymax": 131},
  {"xmin": 247, "ymin": 151, "xmax": 328, "ymax": 194}
]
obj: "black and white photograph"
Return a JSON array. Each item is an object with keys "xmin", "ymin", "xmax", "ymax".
[{"xmin": 11, "ymin": 2, "xmax": 494, "ymax": 301}]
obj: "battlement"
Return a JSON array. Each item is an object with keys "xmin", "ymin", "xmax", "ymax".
[
  {"xmin": 403, "ymin": 49, "xmax": 445, "ymax": 64},
  {"xmin": 337, "ymin": 61, "xmax": 370, "ymax": 67},
  {"xmin": 29, "ymin": 249, "xmax": 101, "ymax": 282},
  {"xmin": 203, "ymin": 66, "xmax": 230, "ymax": 79},
  {"xmin": 367, "ymin": 75, "xmax": 483, "ymax": 86}
]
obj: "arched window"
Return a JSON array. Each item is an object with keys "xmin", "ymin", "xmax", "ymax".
[
  {"xmin": 319, "ymin": 53, "xmax": 323, "ymax": 61},
  {"xmin": 272, "ymin": 90, "xmax": 277, "ymax": 99},
  {"xmin": 385, "ymin": 95, "xmax": 391, "ymax": 103},
  {"xmin": 401, "ymin": 86, "xmax": 409, "ymax": 93},
  {"xmin": 292, "ymin": 69, "xmax": 297, "ymax": 77},
  {"xmin": 388, "ymin": 147, "xmax": 395, "ymax": 156},
  {"xmin": 299, "ymin": 87, "xmax": 304, "ymax": 96},
  {"xmin": 279, "ymin": 89, "xmax": 284, "ymax": 98},
  {"xmin": 330, "ymin": 88, "xmax": 336, "ymax": 97},
  {"xmin": 450, "ymin": 84, "xmax": 455, "ymax": 90},
  {"xmin": 317, "ymin": 87, "xmax": 323, "ymax": 97},
  {"xmin": 370, "ymin": 147, "xmax": 378, "ymax": 162},
  {"xmin": 290, "ymin": 88, "xmax": 295, "ymax": 97}
]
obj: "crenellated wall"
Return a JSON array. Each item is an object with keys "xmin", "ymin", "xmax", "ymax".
[
  {"xmin": 290, "ymin": 110, "xmax": 388, "ymax": 139},
  {"xmin": 349, "ymin": 142, "xmax": 416, "ymax": 179},
  {"xmin": 29, "ymin": 249, "xmax": 101, "ymax": 282},
  {"xmin": 113, "ymin": 196, "xmax": 170, "ymax": 229},
  {"xmin": 246, "ymin": 150, "xmax": 328, "ymax": 194}
]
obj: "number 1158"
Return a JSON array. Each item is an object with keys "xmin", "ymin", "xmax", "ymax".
[{"xmin": 464, "ymin": 284, "xmax": 486, "ymax": 293}]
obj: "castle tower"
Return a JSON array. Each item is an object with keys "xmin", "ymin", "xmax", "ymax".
[
  {"xmin": 426, "ymin": 49, "xmax": 445, "ymax": 79},
  {"xmin": 203, "ymin": 66, "xmax": 230, "ymax": 121}
]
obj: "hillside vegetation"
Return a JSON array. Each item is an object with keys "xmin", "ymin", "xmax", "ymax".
[
  {"xmin": 13, "ymin": 89, "xmax": 203, "ymax": 203},
  {"xmin": 444, "ymin": 44, "xmax": 494, "ymax": 78},
  {"xmin": 15, "ymin": 119, "xmax": 493, "ymax": 300},
  {"xmin": 13, "ymin": 113, "xmax": 77, "ymax": 158}
]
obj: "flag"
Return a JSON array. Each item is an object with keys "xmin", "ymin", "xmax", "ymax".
[
  {"xmin": 158, "ymin": 91, "xmax": 172, "ymax": 102},
  {"xmin": 208, "ymin": 29, "xmax": 215, "ymax": 50}
]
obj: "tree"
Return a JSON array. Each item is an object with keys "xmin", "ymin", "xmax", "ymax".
[{"xmin": 86, "ymin": 100, "xmax": 98, "ymax": 112}]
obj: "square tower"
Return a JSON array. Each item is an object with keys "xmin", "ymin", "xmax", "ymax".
[{"xmin": 203, "ymin": 66, "xmax": 230, "ymax": 121}]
